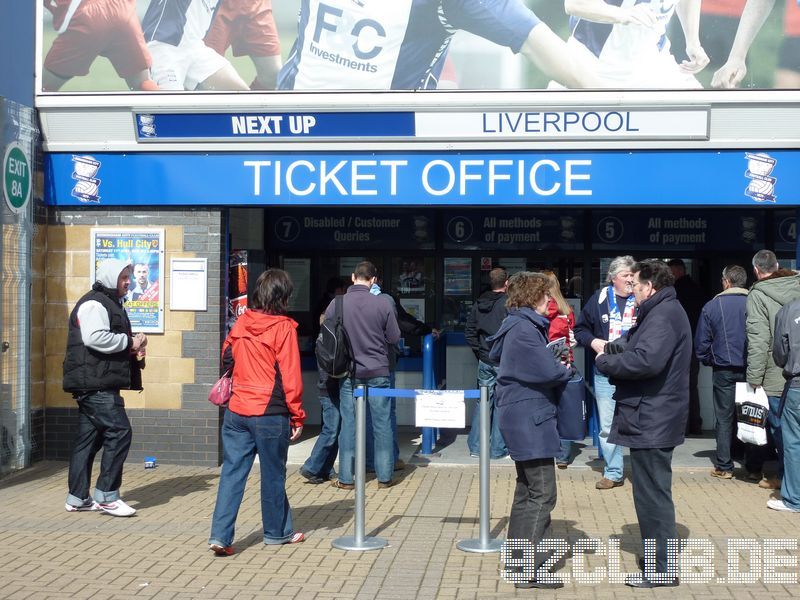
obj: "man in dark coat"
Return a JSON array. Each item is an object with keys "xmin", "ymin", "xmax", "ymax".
[
  {"xmin": 596, "ymin": 260, "xmax": 691, "ymax": 588},
  {"xmin": 464, "ymin": 267, "xmax": 509, "ymax": 458}
]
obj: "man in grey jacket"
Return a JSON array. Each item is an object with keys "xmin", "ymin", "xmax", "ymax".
[
  {"xmin": 745, "ymin": 250, "xmax": 800, "ymax": 489},
  {"xmin": 325, "ymin": 261, "xmax": 400, "ymax": 490},
  {"xmin": 771, "ymin": 297, "xmax": 800, "ymax": 512}
]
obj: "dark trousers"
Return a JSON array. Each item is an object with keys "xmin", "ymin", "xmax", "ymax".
[
  {"xmin": 67, "ymin": 390, "xmax": 132, "ymax": 502},
  {"xmin": 630, "ymin": 447, "xmax": 677, "ymax": 575},
  {"xmin": 507, "ymin": 458, "xmax": 557, "ymax": 570},
  {"xmin": 686, "ymin": 356, "xmax": 703, "ymax": 434},
  {"xmin": 712, "ymin": 368, "xmax": 745, "ymax": 472}
]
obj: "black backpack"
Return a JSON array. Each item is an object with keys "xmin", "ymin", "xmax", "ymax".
[{"xmin": 315, "ymin": 295, "xmax": 355, "ymax": 379}]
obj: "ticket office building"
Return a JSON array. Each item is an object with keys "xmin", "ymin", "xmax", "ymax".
[{"xmin": 38, "ymin": 97, "xmax": 800, "ymax": 466}]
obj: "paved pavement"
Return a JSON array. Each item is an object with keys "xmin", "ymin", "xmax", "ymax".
[{"xmin": 1, "ymin": 431, "xmax": 797, "ymax": 599}]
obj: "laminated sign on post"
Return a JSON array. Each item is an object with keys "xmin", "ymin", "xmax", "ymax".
[{"xmin": 415, "ymin": 390, "xmax": 465, "ymax": 429}]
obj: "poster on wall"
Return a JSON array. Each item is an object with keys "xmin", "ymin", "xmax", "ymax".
[
  {"xmin": 228, "ymin": 250, "xmax": 249, "ymax": 333},
  {"xmin": 444, "ymin": 258, "xmax": 472, "ymax": 296},
  {"xmin": 170, "ymin": 258, "xmax": 207, "ymax": 311},
  {"xmin": 400, "ymin": 298, "xmax": 425, "ymax": 323},
  {"xmin": 91, "ymin": 228, "xmax": 164, "ymax": 333}
]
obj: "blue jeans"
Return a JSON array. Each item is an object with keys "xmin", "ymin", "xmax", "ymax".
[
  {"xmin": 66, "ymin": 390, "xmax": 132, "ymax": 506},
  {"xmin": 366, "ymin": 371, "xmax": 399, "ymax": 470},
  {"xmin": 302, "ymin": 393, "xmax": 340, "ymax": 479},
  {"xmin": 594, "ymin": 368, "xmax": 624, "ymax": 482},
  {"xmin": 745, "ymin": 395, "xmax": 785, "ymax": 479},
  {"xmin": 209, "ymin": 411, "xmax": 296, "ymax": 546},
  {"xmin": 467, "ymin": 361, "xmax": 507, "ymax": 458},
  {"xmin": 781, "ymin": 387, "xmax": 800, "ymax": 510},
  {"xmin": 339, "ymin": 376, "xmax": 392, "ymax": 484},
  {"xmin": 556, "ymin": 440, "xmax": 572, "ymax": 464}
]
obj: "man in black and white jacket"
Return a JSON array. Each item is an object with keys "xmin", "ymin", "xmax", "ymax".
[{"xmin": 63, "ymin": 258, "xmax": 146, "ymax": 517}]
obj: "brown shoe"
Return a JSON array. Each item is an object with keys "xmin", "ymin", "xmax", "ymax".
[
  {"xmin": 596, "ymin": 477, "xmax": 624, "ymax": 490},
  {"xmin": 330, "ymin": 479, "xmax": 354, "ymax": 490},
  {"xmin": 710, "ymin": 469, "xmax": 733, "ymax": 479},
  {"xmin": 746, "ymin": 471, "xmax": 763, "ymax": 482},
  {"xmin": 758, "ymin": 477, "xmax": 781, "ymax": 490},
  {"xmin": 394, "ymin": 459, "xmax": 406, "ymax": 471},
  {"xmin": 377, "ymin": 480, "xmax": 397, "ymax": 489}
]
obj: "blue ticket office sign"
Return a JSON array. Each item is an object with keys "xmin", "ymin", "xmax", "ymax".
[{"xmin": 45, "ymin": 149, "xmax": 800, "ymax": 207}]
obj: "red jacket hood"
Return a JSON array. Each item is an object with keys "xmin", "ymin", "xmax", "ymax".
[{"xmin": 229, "ymin": 310, "xmax": 297, "ymax": 340}]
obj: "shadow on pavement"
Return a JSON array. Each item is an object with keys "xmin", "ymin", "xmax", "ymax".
[
  {"xmin": 227, "ymin": 498, "xmax": 373, "ymax": 552},
  {"xmin": 0, "ymin": 461, "xmax": 65, "ymax": 489},
  {"xmin": 126, "ymin": 473, "xmax": 218, "ymax": 509}
]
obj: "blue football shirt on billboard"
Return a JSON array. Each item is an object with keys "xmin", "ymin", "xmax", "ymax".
[
  {"xmin": 277, "ymin": 0, "xmax": 540, "ymax": 90},
  {"xmin": 45, "ymin": 149, "xmax": 800, "ymax": 206}
]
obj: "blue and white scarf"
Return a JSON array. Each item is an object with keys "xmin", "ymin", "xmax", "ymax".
[{"xmin": 606, "ymin": 285, "xmax": 636, "ymax": 342}]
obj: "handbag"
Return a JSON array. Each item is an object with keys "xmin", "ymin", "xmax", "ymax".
[
  {"xmin": 735, "ymin": 382, "xmax": 768, "ymax": 446},
  {"xmin": 557, "ymin": 372, "xmax": 587, "ymax": 441},
  {"xmin": 208, "ymin": 369, "xmax": 232, "ymax": 406}
]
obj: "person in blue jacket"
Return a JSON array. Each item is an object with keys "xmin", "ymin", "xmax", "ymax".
[
  {"xmin": 694, "ymin": 265, "xmax": 749, "ymax": 480},
  {"xmin": 595, "ymin": 260, "xmax": 691, "ymax": 588},
  {"xmin": 488, "ymin": 271, "xmax": 573, "ymax": 590}
]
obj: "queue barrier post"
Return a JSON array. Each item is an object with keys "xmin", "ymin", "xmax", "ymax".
[
  {"xmin": 457, "ymin": 384, "xmax": 503, "ymax": 553},
  {"xmin": 331, "ymin": 384, "xmax": 388, "ymax": 552},
  {"xmin": 420, "ymin": 333, "xmax": 438, "ymax": 455}
]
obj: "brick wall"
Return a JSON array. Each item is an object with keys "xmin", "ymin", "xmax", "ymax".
[{"xmin": 40, "ymin": 208, "xmax": 225, "ymax": 466}]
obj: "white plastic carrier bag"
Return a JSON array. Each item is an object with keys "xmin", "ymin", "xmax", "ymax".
[{"xmin": 734, "ymin": 382, "xmax": 769, "ymax": 446}]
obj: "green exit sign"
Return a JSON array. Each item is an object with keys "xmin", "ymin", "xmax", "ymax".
[{"xmin": 4, "ymin": 142, "xmax": 31, "ymax": 213}]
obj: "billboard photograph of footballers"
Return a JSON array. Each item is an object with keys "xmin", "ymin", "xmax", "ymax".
[{"xmin": 38, "ymin": 1, "xmax": 799, "ymax": 92}]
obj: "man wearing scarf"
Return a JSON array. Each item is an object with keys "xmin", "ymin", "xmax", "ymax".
[{"xmin": 574, "ymin": 255, "xmax": 637, "ymax": 490}]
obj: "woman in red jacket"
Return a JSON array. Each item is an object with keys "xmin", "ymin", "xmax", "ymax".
[
  {"xmin": 543, "ymin": 272, "xmax": 576, "ymax": 468},
  {"xmin": 209, "ymin": 269, "xmax": 306, "ymax": 556}
]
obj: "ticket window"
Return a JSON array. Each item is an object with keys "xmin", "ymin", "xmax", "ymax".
[
  {"xmin": 289, "ymin": 255, "xmax": 384, "ymax": 353},
  {"xmin": 439, "ymin": 257, "xmax": 473, "ymax": 332}
]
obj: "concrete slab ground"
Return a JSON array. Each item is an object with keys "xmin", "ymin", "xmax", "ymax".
[{"xmin": 0, "ymin": 431, "xmax": 795, "ymax": 600}]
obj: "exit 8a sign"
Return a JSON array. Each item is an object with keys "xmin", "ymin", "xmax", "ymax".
[{"xmin": 3, "ymin": 142, "xmax": 31, "ymax": 214}]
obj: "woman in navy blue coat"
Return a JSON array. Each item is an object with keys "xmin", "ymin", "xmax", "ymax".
[{"xmin": 488, "ymin": 272, "xmax": 573, "ymax": 589}]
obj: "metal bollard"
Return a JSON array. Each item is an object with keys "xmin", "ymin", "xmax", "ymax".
[
  {"xmin": 457, "ymin": 384, "xmax": 503, "ymax": 553},
  {"xmin": 420, "ymin": 333, "xmax": 437, "ymax": 455},
  {"xmin": 332, "ymin": 384, "xmax": 388, "ymax": 552}
]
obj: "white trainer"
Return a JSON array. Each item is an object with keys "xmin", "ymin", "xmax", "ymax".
[
  {"xmin": 767, "ymin": 498, "xmax": 800, "ymax": 513},
  {"xmin": 98, "ymin": 498, "xmax": 137, "ymax": 517},
  {"xmin": 65, "ymin": 500, "xmax": 100, "ymax": 512}
]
